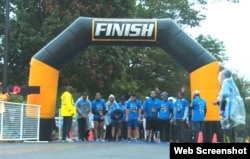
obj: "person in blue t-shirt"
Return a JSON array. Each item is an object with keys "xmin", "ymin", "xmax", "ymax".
[
  {"xmin": 75, "ymin": 92, "xmax": 91, "ymax": 141},
  {"xmin": 91, "ymin": 92, "xmax": 106, "ymax": 141},
  {"xmin": 158, "ymin": 91, "xmax": 173, "ymax": 142},
  {"xmin": 126, "ymin": 93, "xmax": 141, "ymax": 141},
  {"xmin": 119, "ymin": 96, "xmax": 127, "ymax": 140},
  {"xmin": 142, "ymin": 90, "xmax": 161, "ymax": 142},
  {"xmin": 110, "ymin": 107, "xmax": 124, "ymax": 141},
  {"xmin": 190, "ymin": 90, "xmax": 207, "ymax": 142},
  {"xmin": 173, "ymin": 91, "xmax": 189, "ymax": 143}
]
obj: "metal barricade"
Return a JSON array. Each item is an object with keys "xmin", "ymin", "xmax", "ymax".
[{"xmin": 0, "ymin": 101, "xmax": 40, "ymax": 141}]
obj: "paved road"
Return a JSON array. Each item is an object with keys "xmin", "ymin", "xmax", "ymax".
[{"xmin": 0, "ymin": 141, "xmax": 169, "ymax": 159}]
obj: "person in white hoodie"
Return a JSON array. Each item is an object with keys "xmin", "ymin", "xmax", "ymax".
[{"xmin": 104, "ymin": 94, "xmax": 119, "ymax": 141}]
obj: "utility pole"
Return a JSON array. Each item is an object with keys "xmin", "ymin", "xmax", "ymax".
[{"xmin": 3, "ymin": 0, "xmax": 10, "ymax": 93}]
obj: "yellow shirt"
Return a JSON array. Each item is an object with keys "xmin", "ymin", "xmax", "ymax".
[
  {"xmin": 0, "ymin": 93, "xmax": 10, "ymax": 101},
  {"xmin": 60, "ymin": 91, "xmax": 76, "ymax": 117},
  {"xmin": 0, "ymin": 93, "xmax": 10, "ymax": 113}
]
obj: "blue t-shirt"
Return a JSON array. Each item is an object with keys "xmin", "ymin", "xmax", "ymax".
[
  {"xmin": 91, "ymin": 99, "xmax": 106, "ymax": 119},
  {"xmin": 126, "ymin": 99, "xmax": 141, "ymax": 120},
  {"xmin": 142, "ymin": 97, "xmax": 160, "ymax": 119},
  {"xmin": 158, "ymin": 99, "xmax": 173, "ymax": 120},
  {"xmin": 110, "ymin": 108, "xmax": 124, "ymax": 122},
  {"xmin": 174, "ymin": 98, "xmax": 189, "ymax": 120},
  {"xmin": 191, "ymin": 96, "xmax": 206, "ymax": 121},
  {"xmin": 75, "ymin": 97, "xmax": 91, "ymax": 119},
  {"xmin": 105, "ymin": 101, "xmax": 120, "ymax": 124}
]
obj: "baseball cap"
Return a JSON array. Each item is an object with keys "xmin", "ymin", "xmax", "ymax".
[
  {"xmin": 120, "ymin": 96, "xmax": 126, "ymax": 100},
  {"xmin": 66, "ymin": 85, "xmax": 75, "ymax": 92},
  {"xmin": 161, "ymin": 91, "xmax": 168, "ymax": 97}
]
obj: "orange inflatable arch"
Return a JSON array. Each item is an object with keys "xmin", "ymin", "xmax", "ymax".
[{"xmin": 27, "ymin": 17, "xmax": 220, "ymax": 141}]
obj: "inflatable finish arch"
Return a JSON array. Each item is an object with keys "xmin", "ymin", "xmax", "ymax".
[{"xmin": 27, "ymin": 17, "xmax": 220, "ymax": 141}]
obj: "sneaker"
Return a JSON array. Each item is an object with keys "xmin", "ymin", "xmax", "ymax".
[
  {"xmin": 77, "ymin": 138, "xmax": 86, "ymax": 142},
  {"xmin": 132, "ymin": 138, "xmax": 138, "ymax": 142},
  {"xmin": 95, "ymin": 138, "xmax": 101, "ymax": 142},
  {"xmin": 127, "ymin": 138, "xmax": 132, "ymax": 142},
  {"xmin": 154, "ymin": 138, "xmax": 161, "ymax": 143},
  {"xmin": 66, "ymin": 138, "xmax": 74, "ymax": 143},
  {"xmin": 61, "ymin": 139, "xmax": 66, "ymax": 143}
]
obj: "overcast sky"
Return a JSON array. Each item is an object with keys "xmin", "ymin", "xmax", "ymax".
[{"xmin": 185, "ymin": 0, "xmax": 250, "ymax": 80}]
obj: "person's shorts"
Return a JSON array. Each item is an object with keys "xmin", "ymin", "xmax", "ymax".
[
  {"xmin": 93, "ymin": 118, "xmax": 104, "ymax": 122},
  {"xmin": 127, "ymin": 119, "xmax": 139, "ymax": 127},
  {"xmin": 111, "ymin": 120, "xmax": 122, "ymax": 128},
  {"xmin": 146, "ymin": 118, "xmax": 158, "ymax": 130}
]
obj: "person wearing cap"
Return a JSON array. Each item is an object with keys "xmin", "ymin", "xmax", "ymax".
[
  {"xmin": 214, "ymin": 69, "xmax": 246, "ymax": 143},
  {"xmin": 75, "ymin": 92, "xmax": 91, "ymax": 141},
  {"xmin": 172, "ymin": 91, "xmax": 189, "ymax": 143},
  {"xmin": 142, "ymin": 90, "xmax": 161, "ymax": 142},
  {"xmin": 104, "ymin": 94, "xmax": 119, "ymax": 141},
  {"xmin": 118, "ymin": 96, "xmax": 128, "ymax": 141},
  {"xmin": 126, "ymin": 92, "xmax": 142, "ymax": 141},
  {"xmin": 158, "ymin": 91, "xmax": 173, "ymax": 142},
  {"xmin": 60, "ymin": 85, "xmax": 76, "ymax": 142},
  {"xmin": 91, "ymin": 92, "xmax": 106, "ymax": 142},
  {"xmin": 190, "ymin": 90, "xmax": 207, "ymax": 142}
]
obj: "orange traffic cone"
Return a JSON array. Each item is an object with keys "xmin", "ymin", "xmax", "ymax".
[
  {"xmin": 197, "ymin": 131, "xmax": 203, "ymax": 143},
  {"xmin": 88, "ymin": 129, "xmax": 94, "ymax": 141},
  {"xmin": 212, "ymin": 133, "xmax": 218, "ymax": 143}
]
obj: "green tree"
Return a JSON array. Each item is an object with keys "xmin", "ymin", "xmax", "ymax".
[
  {"xmin": 195, "ymin": 35, "xmax": 228, "ymax": 65},
  {"xmin": 136, "ymin": 0, "xmax": 207, "ymax": 27},
  {"xmin": 1, "ymin": 0, "xmax": 236, "ymax": 102},
  {"xmin": 5, "ymin": 0, "xmax": 136, "ymax": 87}
]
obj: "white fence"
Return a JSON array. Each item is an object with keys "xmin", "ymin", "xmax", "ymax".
[{"xmin": 0, "ymin": 101, "xmax": 40, "ymax": 141}]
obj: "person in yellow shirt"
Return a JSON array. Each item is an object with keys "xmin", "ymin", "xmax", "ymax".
[
  {"xmin": 0, "ymin": 82, "xmax": 10, "ymax": 113},
  {"xmin": 0, "ymin": 91, "xmax": 10, "ymax": 101},
  {"xmin": 0, "ymin": 92, "xmax": 10, "ymax": 101},
  {"xmin": 60, "ymin": 85, "xmax": 76, "ymax": 142},
  {"xmin": 0, "ymin": 82, "xmax": 10, "ymax": 101}
]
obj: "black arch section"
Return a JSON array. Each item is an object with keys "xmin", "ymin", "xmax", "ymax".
[
  {"xmin": 29, "ymin": 17, "xmax": 219, "ymax": 141},
  {"xmin": 34, "ymin": 17, "xmax": 216, "ymax": 72}
]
